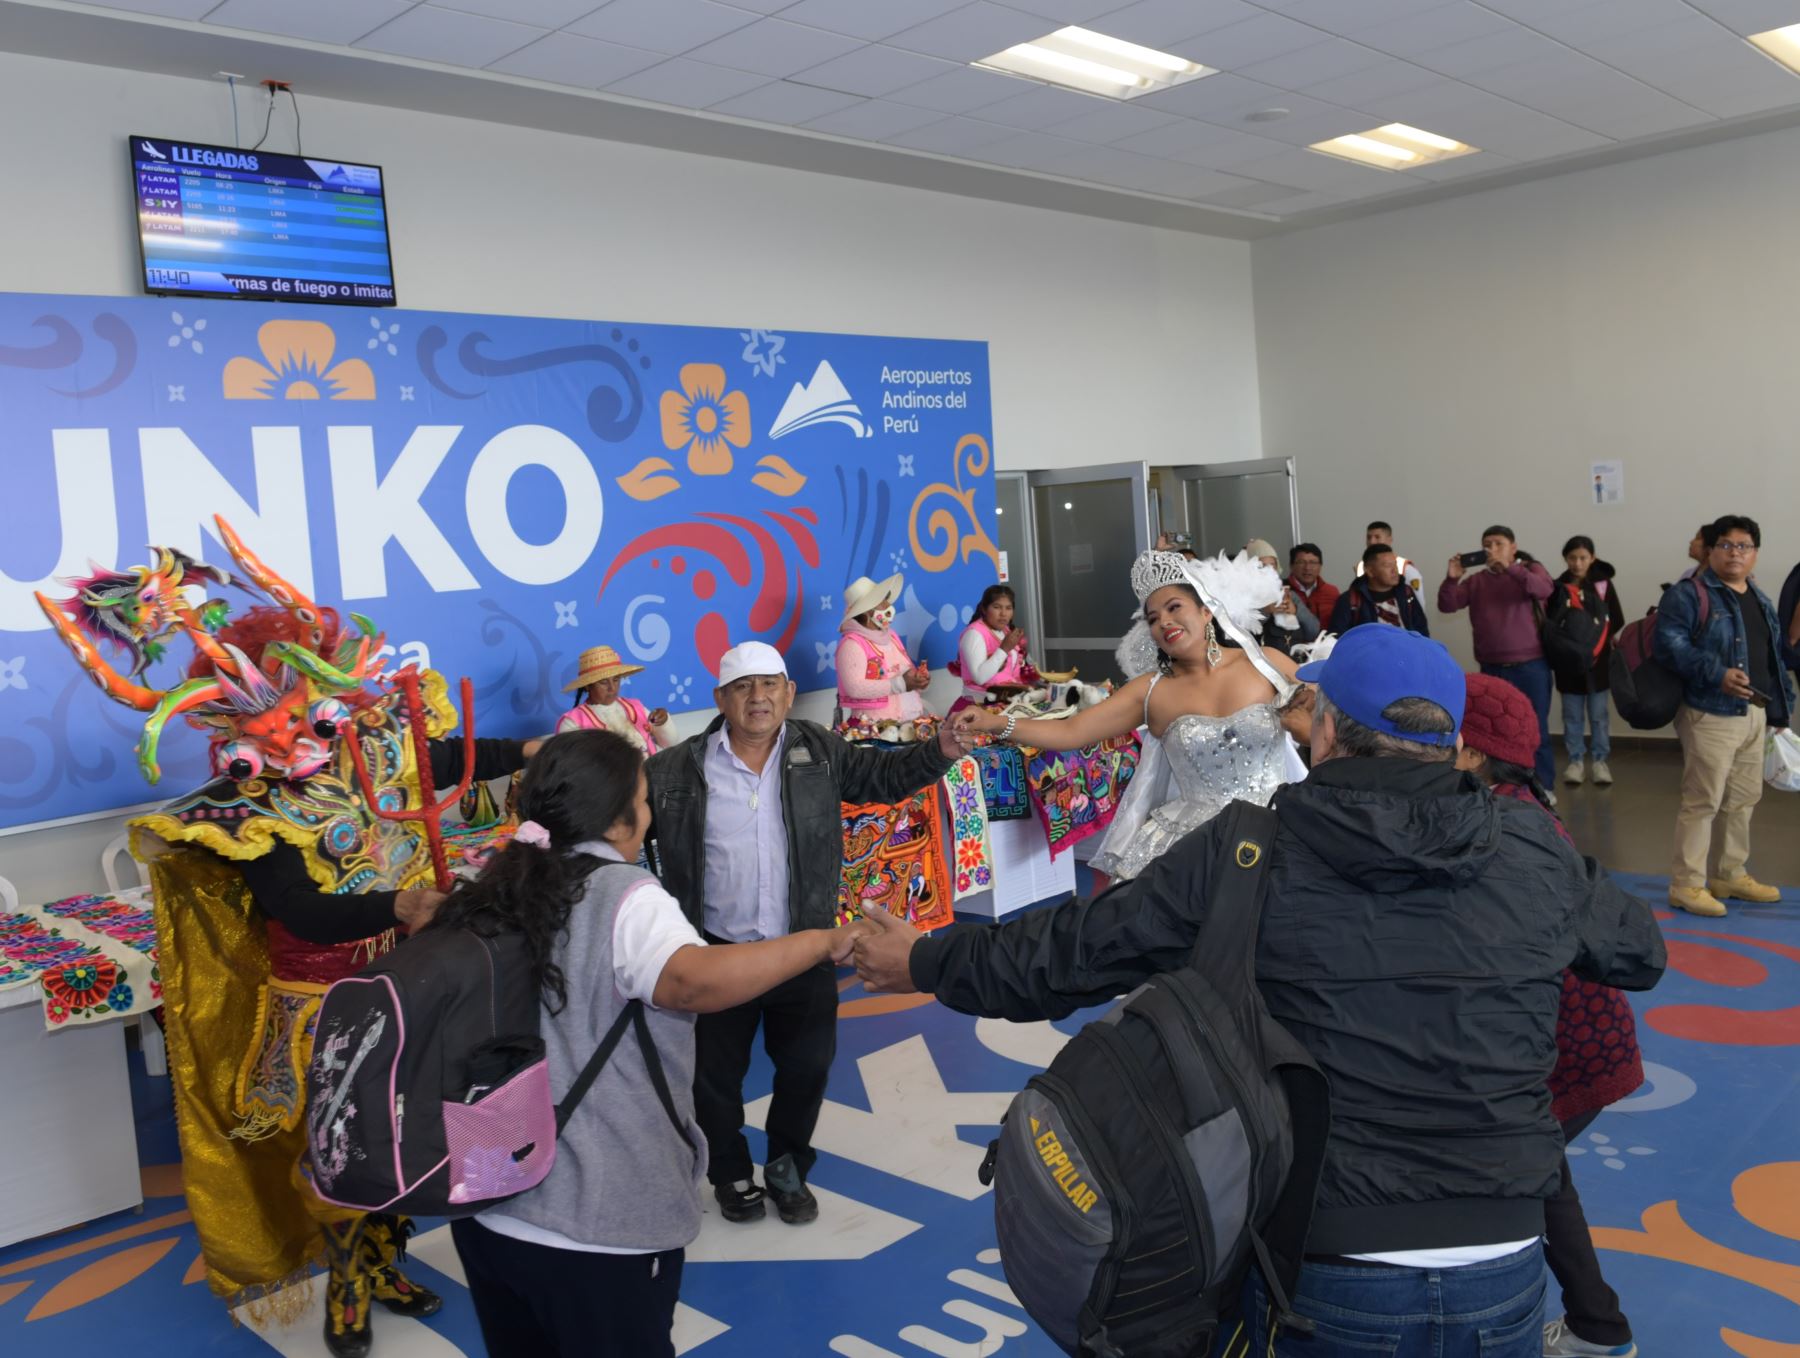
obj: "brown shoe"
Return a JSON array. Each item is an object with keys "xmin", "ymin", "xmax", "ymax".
[
  {"xmin": 1670, "ymin": 886, "xmax": 1727, "ymax": 917},
  {"xmin": 1709, "ymin": 875, "xmax": 1782, "ymax": 904}
]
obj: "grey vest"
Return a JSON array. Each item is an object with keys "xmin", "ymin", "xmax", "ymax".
[{"xmin": 485, "ymin": 855, "xmax": 706, "ymax": 1250}]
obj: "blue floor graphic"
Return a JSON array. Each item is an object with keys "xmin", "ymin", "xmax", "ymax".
[{"xmin": 3, "ymin": 874, "xmax": 1797, "ymax": 1356}]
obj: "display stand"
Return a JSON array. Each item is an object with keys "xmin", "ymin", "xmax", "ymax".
[{"xmin": 950, "ymin": 812, "xmax": 1073, "ymax": 920}]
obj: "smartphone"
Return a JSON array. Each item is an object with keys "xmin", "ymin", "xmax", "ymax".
[
  {"xmin": 1459, "ymin": 550, "xmax": 1489, "ymax": 569},
  {"xmin": 1747, "ymin": 685, "xmax": 1772, "ymax": 708}
]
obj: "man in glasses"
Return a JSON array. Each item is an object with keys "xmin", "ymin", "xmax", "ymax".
[
  {"xmin": 1655, "ymin": 516, "xmax": 1794, "ymax": 916},
  {"xmin": 644, "ymin": 641, "xmax": 971, "ymax": 1226}
]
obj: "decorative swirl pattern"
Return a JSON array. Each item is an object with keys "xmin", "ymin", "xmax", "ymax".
[
  {"xmin": 0, "ymin": 311, "xmax": 137, "ymax": 398},
  {"xmin": 622, "ymin": 594, "xmax": 671, "ymax": 663},
  {"xmin": 475, "ymin": 599, "xmax": 562, "ymax": 721},
  {"xmin": 908, "ymin": 433, "xmax": 1000, "ymax": 575},
  {"xmin": 414, "ymin": 325, "xmax": 646, "ymax": 443}
]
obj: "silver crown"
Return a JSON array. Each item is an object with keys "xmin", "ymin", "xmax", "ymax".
[{"xmin": 1130, "ymin": 550, "xmax": 1193, "ymax": 603}]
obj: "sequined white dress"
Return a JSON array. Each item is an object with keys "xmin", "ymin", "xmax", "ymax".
[{"xmin": 1089, "ymin": 675, "xmax": 1298, "ymax": 883}]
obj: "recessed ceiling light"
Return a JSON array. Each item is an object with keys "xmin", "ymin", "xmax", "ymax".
[
  {"xmin": 973, "ymin": 26, "xmax": 1214, "ymax": 101},
  {"xmin": 1309, "ymin": 122, "xmax": 1476, "ymax": 169},
  {"xmin": 1748, "ymin": 23, "xmax": 1800, "ymax": 74}
]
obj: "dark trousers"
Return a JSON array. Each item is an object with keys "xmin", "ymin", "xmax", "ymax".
[
  {"xmin": 693, "ymin": 950, "xmax": 838, "ymax": 1185},
  {"xmin": 1484, "ymin": 657, "xmax": 1556, "ymax": 788},
  {"xmin": 449, "ymin": 1218, "xmax": 683, "ymax": 1358},
  {"xmin": 1545, "ymin": 1110, "xmax": 1633, "ymax": 1347}
]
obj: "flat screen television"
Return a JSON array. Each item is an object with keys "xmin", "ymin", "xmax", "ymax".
[{"xmin": 130, "ymin": 134, "xmax": 397, "ymax": 306}]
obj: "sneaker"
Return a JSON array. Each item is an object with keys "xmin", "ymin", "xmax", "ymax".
[
  {"xmin": 1708, "ymin": 874, "xmax": 1782, "ymax": 903},
  {"xmin": 1590, "ymin": 759, "xmax": 1614, "ymax": 786},
  {"xmin": 713, "ymin": 1179, "xmax": 766, "ymax": 1224},
  {"xmin": 1564, "ymin": 759, "xmax": 1585, "ymax": 786},
  {"xmin": 1669, "ymin": 886, "xmax": 1727, "ymax": 917},
  {"xmin": 1545, "ymin": 788, "xmax": 1558, "ymax": 808},
  {"xmin": 1543, "ymin": 1316, "xmax": 1637, "ymax": 1356},
  {"xmin": 763, "ymin": 1153, "xmax": 819, "ymax": 1225}
]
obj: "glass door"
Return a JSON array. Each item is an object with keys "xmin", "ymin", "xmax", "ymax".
[
  {"xmin": 994, "ymin": 471, "xmax": 1040, "ymax": 647},
  {"xmin": 1025, "ymin": 462, "xmax": 1152, "ymax": 682},
  {"xmin": 1174, "ymin": 458, "xmax": 1301, "ymax": 563}
]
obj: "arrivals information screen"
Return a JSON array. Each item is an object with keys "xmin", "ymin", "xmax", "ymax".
[{"xmin": 130, "ymin": 134, "xmax": 397, "ymax": 306}]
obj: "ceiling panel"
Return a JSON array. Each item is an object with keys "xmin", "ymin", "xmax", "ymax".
[
  {"xmin": 1686, "ymin": 0, "xmax": 1800, "ymax": 38},
  {"xmin": 486, "ymin": 31, "xmax": 664, "ymax": 85},
  {"xmin": 707, "ymin": 79, "xmax": 865, "ymax": 122},
  {"xmin": 1262, "ymin": 0, "xmax": 1452, "ymax": 34},
  {"xmin": 788, "ymin": 43, "xmax": 956, "ymax": 97},
  {"xmin": 882, "ymin": 114, "xmax": 1022, "ymax": 154},
  {"xmin": 440, "ymin": 0, "xmax": 603, "ymax": 26},
  {"xmin": 976, "ymin": 129, "xmax": 1093, "ymax": 169},
  {"xmin": 1583, "ymin": 16, "xmax": 1800, "ymax": 120},
  {"xmin": 1081, "ymin": 0, "xmax": 1262, "ymax": 48},
  {"xmin": 883, "ymin": 63, "xmax": 1026, "ymax": 113},
  {"xmin": 1519, "ymin": 0, "xmax": 1697, "ymax": 48},
  {"xmin": 1346, "ymin": 2, "xmax": 1515, "ymax": 58},
  {"xmin": 771, "ymin": 0, "xmax": 970, "ymax": 42},
  {"xmin": 972, "ymin": 83, "xmax": 1114, "ymax": 130},
  {"xmin": 1046, "ymin": 100, "xmax": 1181, "ymax": 144},
  {"xmin": 883, "ymin": 3, "xmax": 1059, "ymax": 62},
  {"xmin": 1002, "ymin": 0, "xmax": 1137, "ymax": 21},
  {"xmin": 801, "ymin": 97, "xmax": 948, "ymax": 139},
  {"xmin": 1302, "ymin": 56, "xmax": 1445, "ymax": 107},
  {"xmin": 680, "ymin": 17, "xmax": 864, "ymax": 77},
  {"xmin": 84, "ymin": 0, "xmax": 217, "ymax": 16},
  {"xmin": 204, "ymin": 0, "xmax": 415, "ymax": 46},
  {"xmin": 1236, "ymin": 37, "xmax": 1392, "ymax": 89},
  {"xmin": 1173, "ymin": 11, "xmax": 1334, "ymax": 67},
  {"xmin": 566, "ymin": 0, "xmax": 760, "ymax": 56},
  {"xmin": 602, "ymin": 56, "xmax": 771, "ymax": 108},
  {"xmin": 355, "ymin": 5, "xmax": 542, "ymax": 65}
]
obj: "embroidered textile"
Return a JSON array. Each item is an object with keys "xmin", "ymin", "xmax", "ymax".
[
  {"xmin": 974, "ymin": 745, "xmax": 1031, "ymax": 821},
  {"xmin": 943, "ymin": 756, "xmax": 994, "ymax": 901},
  {"xmin": 1022, "ymin": 733, "xmax": 1142, "ymax": 858},
  {"xmin": 836, "ymin": 784, "xmax": 954, "ymax": 931},
  {"xmin": 0, "ymin": 892, "xmax": 164, "ymax": 1029}
]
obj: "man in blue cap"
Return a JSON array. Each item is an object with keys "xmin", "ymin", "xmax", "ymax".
[{"xmin": 854, "ymin": 625, "xmax": 1665, "ymax": 1358}]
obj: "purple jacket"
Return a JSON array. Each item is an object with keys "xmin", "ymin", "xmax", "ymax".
[{"xmin": 1438, "ymin": 560, "xmax": 1554, "ymax": 665}]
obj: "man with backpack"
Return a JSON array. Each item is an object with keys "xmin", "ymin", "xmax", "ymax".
[
  {"xmin": 1657, "ymin": 515, "xmax": 1794, "ymax": 918},
  {"xmin": 853, "ymin": 625, "xmax": 1665, "ymax": 1358}
]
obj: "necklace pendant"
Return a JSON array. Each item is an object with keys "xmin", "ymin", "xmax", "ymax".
[{"xmin": 750, "ymin": 791, "xmax": 759, "ymax": 811}]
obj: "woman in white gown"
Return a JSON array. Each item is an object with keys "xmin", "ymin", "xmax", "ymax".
[{"xmin": 951, "ymin": 549, "xmax": 1313, "ymax": 884}]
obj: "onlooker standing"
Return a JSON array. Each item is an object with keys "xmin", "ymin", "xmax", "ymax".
[
  {"xmin": 1439, "ymin": 525, "xmax": 1556, "ymax": 790},
  {"xmin": 1249, "ymin": 537, "xmax": 1320, "ymax": 653},
  {"xmin": 1287, "ymin": 543, "xmax": 1340, "ymax": 628},
  {"xmin": 645, "ymin": 642, "xmax": 966, "ymax": 1225},
  {"xmin": 1656, "ymin": 516, "xmax": 1794, "ymax": 917},
  {"xmin": 1678, "ymin": 524, "xmax": 1711, "ymax": 581},
  {"xmin": 1778, "ymin": 557, "xmax": 1800, "ymax": 687},
  {"xmin": 1549, "ymin": 537, "xmax": 1626, "ymax": 788},
  {"xmin": 1330, "ymin": 544, "xmax": 1431, "ymax": 635},
  {"xmin": 1457, "ymin": 675, "xmax": 1643, "ymax": 1358},
  {"xmin": 1356, "ymin": 520, "xmax": 1425, "ymax": 594}
]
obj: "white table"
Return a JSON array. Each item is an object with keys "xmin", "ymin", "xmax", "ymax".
[
  {"xmin": 0, "ymin": 971, "xmax": 146, "ymax": 1248},
  {"xmin": 952, "ymin": 813, "xmax": 1075, "ymax": 920}
]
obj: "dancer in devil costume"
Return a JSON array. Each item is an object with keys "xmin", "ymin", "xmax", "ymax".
[{"xmin": 37, "ymin": 516, "xmax": 537, "ymax": 1356}]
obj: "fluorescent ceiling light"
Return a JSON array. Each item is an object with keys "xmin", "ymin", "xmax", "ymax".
[
  {"xmin": 1310, "ymin": 123, "xmax": 1476, "ymax": 170},
  {"xmin": 1748, "ymin": 23, "xmax": 1800, "ymax": 73},
  {"xmin": 974, "ymin": 26, "xmax": 1213, "ymax": 101}
]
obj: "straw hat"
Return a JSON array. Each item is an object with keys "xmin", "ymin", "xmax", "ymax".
[
  {"xmin": 842, "ymin": 573, "xmax": 903, "ymax": 621},
  {"xmin": 563, "ymin": 644, "xmax": 644, "ymax": 693}
]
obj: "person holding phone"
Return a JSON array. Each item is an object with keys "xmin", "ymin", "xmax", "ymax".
[{"xmin": 1655, "ymin": 515, "xmax": 1794, "ymax": 917}]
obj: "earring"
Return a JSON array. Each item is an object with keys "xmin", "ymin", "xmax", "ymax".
[{"xmin": 1205, "ymin": 620, "xmax": 1223, "ymax": 668}]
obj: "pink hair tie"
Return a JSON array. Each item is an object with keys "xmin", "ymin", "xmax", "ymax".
[{"xmin": 513, "ymin": 820, "xmax": 551, "ymax": 848}]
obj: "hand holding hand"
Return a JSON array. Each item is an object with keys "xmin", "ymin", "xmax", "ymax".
[
  {"xmin": 395, "ymin": 887, "xmax": 448, "ymax": 933},
  {"xmin": 937, "ymin": 717, "xmax": 977, "ymax": 759},
  {"xmin": 852, "ymin": 903, "xmax": 922, "ymax": 995},
  {"xmin": 1723, "ymin": 667, "xmax": 1755, "ymax": 700},
  {"xmin": 824, "ymin": 921, "xmax": 867, "ymax": 966}
]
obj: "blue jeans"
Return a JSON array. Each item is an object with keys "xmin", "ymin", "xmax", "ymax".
[
  {"xmin": 1483, "ymin": 659, "xmax": 1555, "ymax": 789},
  {"xmin": 1561, "ymin": 691, "xmax": 1611, "ymax": 764},
  {"xmin": 1235, "ymin": 1242, "xmax": 1546, "ymax": 1357}
]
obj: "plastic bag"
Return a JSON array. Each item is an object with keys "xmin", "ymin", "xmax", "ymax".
[{"xmin": 1765, "ymin": 727, "xmax": 1800, "ymax": 792}]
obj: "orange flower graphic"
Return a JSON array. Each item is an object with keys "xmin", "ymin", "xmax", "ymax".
[
  {"xmin": 660, "ymin": 363, "xmax": 749, "ymax": 476},
  {"xmin": 222, "ymin": 320, "xmax": 376, "ymax": 400}
]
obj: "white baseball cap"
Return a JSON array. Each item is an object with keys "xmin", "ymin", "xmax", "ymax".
[{"xmin": 716, "ymin": 641, "xmax": 789, "ymax": 688}]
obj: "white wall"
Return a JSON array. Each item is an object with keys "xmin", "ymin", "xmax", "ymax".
[
  {"xmin": 1254, "ymin": 126, "xmax": 1800, "ymax": 710},
  {"xmin": 0, "ymin": 50, "xmax": 1260, "ymax": 900}
]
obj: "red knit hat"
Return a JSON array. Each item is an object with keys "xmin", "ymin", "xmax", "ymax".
[{"xmin": 1461, "ymin": 674, "xmax": 1541, "ymax": 769}]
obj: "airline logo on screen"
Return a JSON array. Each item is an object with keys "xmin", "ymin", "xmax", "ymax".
[{"xmin": 137, "ymin": 139, "xmax": 260, "ymax": 172}]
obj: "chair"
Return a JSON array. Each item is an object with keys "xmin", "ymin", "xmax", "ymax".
[{"xmin": 102, "ymin": 833, "xmax": 144, "ymax": 894}]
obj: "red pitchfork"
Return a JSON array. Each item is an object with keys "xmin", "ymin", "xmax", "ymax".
[{"xmin": 342, "ymin": 667, "xmax": 478, "ymax": 893}]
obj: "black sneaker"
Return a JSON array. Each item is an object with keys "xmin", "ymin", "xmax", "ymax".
[
  {"xmin": 763, "ymin": 1154, "xmax": 819, "ymax": 1225},
  {"xmin": 713, "ymin": 1179, "xmax": 766, "ymax": 1223}
]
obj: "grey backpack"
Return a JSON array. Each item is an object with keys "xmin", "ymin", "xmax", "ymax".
[{"xmin": 977, "ymin": 802, "xmax": 1330, "ymax": 1357}]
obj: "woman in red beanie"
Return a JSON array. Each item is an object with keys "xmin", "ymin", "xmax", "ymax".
[{"xmin": 1458, "ymin": 673, "xmax": 1643, "ymax": 1358}]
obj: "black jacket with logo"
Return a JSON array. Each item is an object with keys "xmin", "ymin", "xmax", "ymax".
[
  {"xmin": 909, "ymin": 757, "xmax": 1666, "ymax": 1255},
  {"xmin": 646, "ymin": 716, "xmax": 952, "ymax": 936}
]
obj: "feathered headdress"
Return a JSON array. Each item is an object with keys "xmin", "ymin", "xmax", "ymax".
[{"xmin": 1117, "ymin": 549, "xmax": 1286, "ymax": 678}]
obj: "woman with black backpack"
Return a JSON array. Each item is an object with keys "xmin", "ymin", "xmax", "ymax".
[
  {"xmin": 1549, "ymin": 536, "xmax": 1627, "ymax": 787},
  {"xmin": 436, "ymin": 729, "xmax": 864, "ymax": 1358}
]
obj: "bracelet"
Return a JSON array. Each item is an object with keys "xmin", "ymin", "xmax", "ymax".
[{"xmin": 1000, "ymin": 714, "xmax": 1018, "ymax": 742}]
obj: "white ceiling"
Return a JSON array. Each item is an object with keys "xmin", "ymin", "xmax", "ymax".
[{"xmin": 10, "ymin": 0, "xmax": 1800, "ymax": 233}]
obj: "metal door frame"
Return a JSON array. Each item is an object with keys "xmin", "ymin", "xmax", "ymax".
[
  {"xmin": 1171, "ymin": 456, "xmax": 1301, "ymax": 551},
  {"xmin": 1026, "ymin": 460, "xmax": 1152, "ymax": 654},
  {"xmin": 993, "ymin": 470, "xmax": 1042, "ymax": 651}
]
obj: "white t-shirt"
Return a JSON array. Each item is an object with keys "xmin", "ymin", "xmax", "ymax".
[
  {"xmin": 1348, "ymin": 1238, "xmax": 1539, "ymax": 1268},
  {"xmin": 480, "ymin": 851, "xmax": 704, "ymax": 1255}
]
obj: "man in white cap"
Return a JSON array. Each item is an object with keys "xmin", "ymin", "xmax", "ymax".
[{"xmin": 645, "ymin": 640, "xmax": 971, "ymax": 1226}]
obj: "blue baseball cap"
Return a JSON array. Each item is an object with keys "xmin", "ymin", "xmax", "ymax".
[{"xmin": 1295, "ymin": 627, "xmax": 1464, "ymax": 746}]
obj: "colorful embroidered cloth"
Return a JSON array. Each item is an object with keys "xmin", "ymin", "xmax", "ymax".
[
  {"xmin": 837, "ymin": 784, "xmax": 954, "ymax": 932},
  {"xmin": 0, "ymin": 891, "xmax": 163, "ymax": 1029},
  {"xmin": 974, "ymin": 745, "xmax": 1032, "ymax": 821},
  {"xmin": 1022, "ymin": 733, "xmax": 1142, "ymax": 858},
  {"xmin": 442, "ymin": 820, "xmax": 518, "ymax": 875},
  {"xmin": 943, "ymin": 756, "xmax": 994, "ymax": 901}
]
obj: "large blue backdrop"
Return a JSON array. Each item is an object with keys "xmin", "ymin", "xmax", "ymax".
[{"xmin": 0, "ymin": 293, "xmax": 996, "ymax": 831}]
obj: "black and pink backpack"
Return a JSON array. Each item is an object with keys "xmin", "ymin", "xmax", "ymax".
[{"xmin": 304, "ymin": 865, "xmax": 682, "ymax": 1218}]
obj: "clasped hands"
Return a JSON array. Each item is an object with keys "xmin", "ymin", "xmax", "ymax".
[{"xmin": 825, "ymin": 902, "xmax": 921, "ymax": 994}]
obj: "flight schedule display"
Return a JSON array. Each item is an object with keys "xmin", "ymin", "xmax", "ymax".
[{"xmin": 131, "ymin": 135, "xmax": 397, "ymax": 306}]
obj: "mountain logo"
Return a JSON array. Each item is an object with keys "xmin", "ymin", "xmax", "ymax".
[{"xmin": 769, "ymin": 360, "xmax": 873, "ymax": 440}]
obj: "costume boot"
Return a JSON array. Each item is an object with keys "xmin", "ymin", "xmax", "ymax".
[
  {"xmin": 362, "ymin": 1214, "xmax": 443, "ymax": 1318},
  {"xmin": 322, "ymin": 1218, "xmax": 374, "ymax": 1358}
]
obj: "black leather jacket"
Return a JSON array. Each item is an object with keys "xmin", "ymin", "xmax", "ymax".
[
  {"xmin": 646, "ymin": 717, "xmax": 953, "ymax": 935},
  {"xmin": 911, "ymin": 757, "xmax": 1666, "ymax": 1254}
]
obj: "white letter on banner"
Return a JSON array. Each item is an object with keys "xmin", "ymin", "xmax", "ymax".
[
  {"xmin": 465, "ymin": 425, "xmax": 603, "ymax": 586},
  {"xmin": 0, "ymin": 430, "xmax": 117, "ymax": 632},
  {"xmin": 140, "ymin": 427, "xmax": 314, "ymax": 598},
  {"xmin": 328, "ymin": 426, "xmax": 478, "ymax": 600}
]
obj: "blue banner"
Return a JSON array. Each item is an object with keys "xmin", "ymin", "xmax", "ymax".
[{"xmin": 0, "ymin": 294, "xmax": 996, "ymax": 830}]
